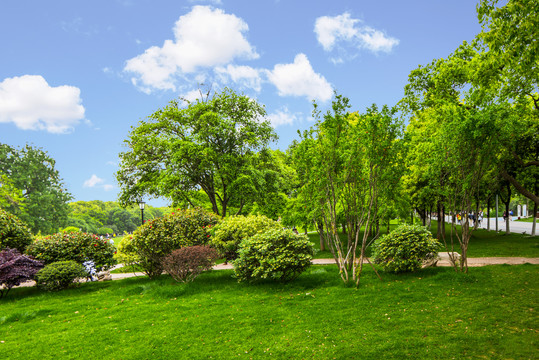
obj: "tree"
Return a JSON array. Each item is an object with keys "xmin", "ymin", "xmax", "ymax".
[
  {"xmin": 116, "ymin": 88, "xmax": 277, "ymax": 216},
  {"xmin": 0, "ymin": 144, "xmax": 72, "ymax": 234},
  {"xmin": 295, "ymin": 95, "xmax": 402, "ymax": 286}
]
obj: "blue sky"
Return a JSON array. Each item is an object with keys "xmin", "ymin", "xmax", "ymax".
[{"xmin": 0, "ymin": 0, "xmax": 482, "ymax": 207}]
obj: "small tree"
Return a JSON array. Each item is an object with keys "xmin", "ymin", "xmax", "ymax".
[{"xmin": 0, "ymin": 248, "xmax": 44, "ymax": 298}]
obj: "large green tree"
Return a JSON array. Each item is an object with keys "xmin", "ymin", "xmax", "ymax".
[
  {"xmin": 116, "ymin": 88, "xmax": 277, "ymax": 216},
  {"xmin": 0, "ymin": 144, "xmax": 72, "ymax": 234}
]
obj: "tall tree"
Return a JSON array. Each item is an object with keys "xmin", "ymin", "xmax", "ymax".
[
  {"xmin": 116, "ymin": 88, "xmax": 277, "ymax": 216},
  {"xmin": 0, "ymin": 144, "xmax": 72, "ymax": 234}
]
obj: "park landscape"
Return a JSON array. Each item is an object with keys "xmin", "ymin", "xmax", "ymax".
[{"xmin": 1, "ymin": 0, "xmax": 538, "ymax": 359}]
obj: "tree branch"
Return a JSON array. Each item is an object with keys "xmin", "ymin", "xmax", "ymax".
[{"xmin": 500, "ymin": 169, "xmax": 539, "ymax": 205}]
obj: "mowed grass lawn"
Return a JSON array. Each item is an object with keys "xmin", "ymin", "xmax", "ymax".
[{"xmin": 2, "ymin": 264, "xmax": 538, "ymax": 359}]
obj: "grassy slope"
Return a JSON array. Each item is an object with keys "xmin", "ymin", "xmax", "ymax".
[{"xmin": 1, "ymin": 265, "xmax": 537, "ymax": 359}]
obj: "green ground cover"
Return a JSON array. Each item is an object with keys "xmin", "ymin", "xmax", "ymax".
[
  {"xmin": 1, "ymin": 265, "xmax": 537, "ymax": 359},
  {"xmin": 516, "ymin": 217, "xmax": 537, "ymax": 223}
]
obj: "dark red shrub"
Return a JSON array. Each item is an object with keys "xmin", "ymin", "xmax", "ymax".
[
  {"xmin": 0, "ymin": 248, "xmax": 44, "ymax": 298},
  {"xmin": 162, "ymin": 246, "xmax": 218, "ymax": 283}
]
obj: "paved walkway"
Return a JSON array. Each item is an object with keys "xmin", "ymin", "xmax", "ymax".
[
  {"xmin": 109, "ymin": 255, "xmax": 539, "ymax": 280},
  {"xmin": 444, "ymin": 216, "xmax": 537, "ymax": 235}
]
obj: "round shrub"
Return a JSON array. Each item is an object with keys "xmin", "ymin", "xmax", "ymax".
[
  {"xmin": 0, "ymin": 208, "xmax": 33, "ymax": 252},
  {"xmin": 35, "ymin": 260, "xmax": 87, "ymax": 291},
  {"xmin": 96, "ymin": 227, "xmax": 114, "ymax": 236},
  {"xmin": 61, "ymin": 226, "xmax": 81, "ymax": 234},
  {"xmin": 131, "ymin": 207, "xmax": 220, "ymax": 278},
  {"xmin": 26, "ymin": 232, "xmax": 116, "ymax": 271},
  {"xmin": 115, "ymin": 235, "xmax": 140, "ymax": 267},
  {"xmin": 372, "ymin": 224, "xmax": 442, "ymax": 273},
  {"xmin": 233, "ymin": 228, "xmax": 314, "ymax": 283},
  {"xmin": 162, "ymin": 245, "xmax": 219, "ymax": 283},
  {"xmin": 211, "ymin": 215, "xmax": 281, "ymax": 262}
]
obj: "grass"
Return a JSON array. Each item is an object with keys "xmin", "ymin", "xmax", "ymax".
[
  {"xmin": 306, "ymin": 221, "xmax": 539, "ymax": 260},
  {"xmin": 1, "ymin": 264, "xmax": 537, "ymax": 359},
  {"xmin": 516, "ymin": 217, "xmax": 538, "ymax": 223}
]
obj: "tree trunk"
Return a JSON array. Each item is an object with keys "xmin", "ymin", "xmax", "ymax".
[
  {"xmin": 487, "ymin": 196, "xmax": 491, "ymax": 231},
  {"xmin": 317, "ymin": 220, "xmax": 325, "ymax": 251},
  {"xmin": 436, "ymin": 201, "xmax": 442, "ymax": 240},
  {"xmin": 532, "ymin": 201, "xmax": 537, "ymax": 236}
]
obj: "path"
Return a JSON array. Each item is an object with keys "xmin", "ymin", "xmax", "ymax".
[{"xmin": 444, "ymin": 216, "xmax": 537, "ymax": 235}]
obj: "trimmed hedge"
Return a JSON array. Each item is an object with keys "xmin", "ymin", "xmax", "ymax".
[
  {"xmin": 128, "ymin": 207, "xmax": 220, "ymax": 278},
  {"xmin": 211, "ymin": 215, "xmax": 281, "ymax": 262},
  {"xmin": 35, "ymin": 260, "xmax": 87, "ymax": 291},
  {"xmin": 372, "ymin": 224, "xmax": 442, "ymax": 273},
  {"xmin": 0, "ymin": 209, "xmax": 33, "ymax": 252},
  {"xmin": 26, "ymin": 232, "xmax": 116, "ymax": 271},
  {"xmin": 233, "ymin": 228, "xmax": 314, "ymax": 283}
]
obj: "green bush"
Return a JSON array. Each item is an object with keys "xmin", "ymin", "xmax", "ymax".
[
  {"xmin": 372, "ymin": 224, "xmax": 442, "ymax": 273},
  {"xmin": 130, "ymin": 207, "xmax": 220, "ymax": 278},
  {"xmin": 211, "ymin": 215, "xmax": 281, "ymax": 262},
  {"xmin": 0, "ymin": 209, "xmax": 33, "ymax": 252},
  {"xmin": 115, "ymin": 235, "xmax": 141, "ymax": 267},
  {"xmin": 35, "ymin": 260, "xmax": 87, "ymax": 291},
  {"xmin": 233, "ymin": 228, "xmax": 314, "ymax": 283},
  {"xmin": 26, "ymin": 232, "xmax": 116, "ymax": 271},
  {"xmin": 61, "ymin": 226, "xmax": 81, "ymax": 233},
  {"xmin": 96, "ymin": 227, "xmax": 114, "ymax": 236}
]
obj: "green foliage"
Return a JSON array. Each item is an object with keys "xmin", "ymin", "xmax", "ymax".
[
  {"xmin": 0, "ymin": 144, "xmax": 72, "ymax": 234},
  {"xmin": 116, "ymin": 87, "xmax": 278, "ymax": 217},
  {"xmin": 60, "ymin": 226, "xmax": 81, "ymax": 234},
  {"xmin": 372, "ymin": 224, "xmax": 442, "ymax": 273},
  {"xmin": 162, "ymin": 245, "xmax": 219, "ymax": 283},
  {"xmin": 211, "ymin": 214, "xmax": 281, "ymax": 262},
  {"xmin": 26, "ymin": 232, "xmax": 116, "ymax": 271},
  {"xmin": 96, "ymin": 227, "xmax": 114, "ymax": 236},
  {"xmin": 114, "ymin": 235, "xmax": 141, "ymax": 268},
  {"xmin": 130, "ymin": 207, "xmax": 220, "ymax": 278},
  {"xmin": 233, "ymin": 228, "xmax": 314, "ymax": 283},
  {"xmin": 35, "ymin": 260, "xmax": 87, "ymax": 291},
  {"xmin": 0, "ymin": 208, "xmax": 33, "ymax": 252}
]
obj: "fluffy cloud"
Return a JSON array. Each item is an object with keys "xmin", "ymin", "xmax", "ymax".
[
  {"xmin": 267, "ymin": 54, "xmax": 333, "ymax": 102},
  {"xmin": 124, "ymin": 6, "xmax": 258, "ymax": 92},
  {"xmin": 214, "ymin": 64, "xmax": 262, "ymax": 92},
  {"xmin": 315, "ymin": 12, "xmax": 399, "ymax": 55},
  {"xmin": 0, "ymin": 75, "xmax": 85, "ymax": 133},
  {"xmin": 83, "ymin": 174, "xmax": 104, "ymax": 188},
  {"xmin": 267, "ymin": 107, "xmax": 299, "ymax": 127}
]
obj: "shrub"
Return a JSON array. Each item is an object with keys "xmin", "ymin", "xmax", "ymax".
[
  {"xmin": 233, "ymin": 228, "xmax": 314, "ymax": 283},
  {"xmin": 211, "ymin": 215, "xmax": 281, "ymax": 262},
  {"xmin": 61, "ymin": 226, "xmax": 81, "ymax": 233},
  {"xmin": 0, "ymin": 209, "xmax": 33, "ymax": 252},
  {"xmin": 372, "ymin": 224, "xmax": 442, "ymax": 273},
  {"xmin": 96, "ymin": 227, "xmax": 114, "ymax": 236},
  {"xmin": 35, "ymin": 260, "xmax": 87, "ymax": 291},
  {"xmin": 0, "ymin": 248, "xmax": 44, "ymax": 298},
  {"xmin": 162, "ymin": 246, "xmax": 219, "ymax": 283},
  {"xmin": 115, "ymin": 235, "xmax": 140, "ymax": 268},
  {"xmin": 131, "ymin": 207, "xmax": 220, "ymax": 278},
  {"xmin": 26, "ymin": 232, "xmax": 116, "ymax": 271}
]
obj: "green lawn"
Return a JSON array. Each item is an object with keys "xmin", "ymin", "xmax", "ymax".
[
  {"xmin": 306, "ymin": 222, "xmax": 539, "ymax": 260},
  {"xmin": 516, "ymin": 217, "xmax": 538, "ymax": 223},
  {"xmin": 1, "ymin": 264, "xmax": 537, "ymax": 359}
]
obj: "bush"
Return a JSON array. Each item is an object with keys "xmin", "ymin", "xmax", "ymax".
[
  {"xmin": 115, "ymin": 235, "xmax": 140, "ymax": 268},
  {"xmin": 162, "ymin": 246, "xmax": 219, "ymax": 283},
  {"xmin": 372, "ymin": 224, "xmax": 442, "ymax": 273},
  {"xmin": 131, "ymin": 207, "xmax": 220, "ymax": 278},
  {"xmin": 233, "ymin": 228, "xmax": 314, "ymax": 283},
  {"xmin": 26, "ymin": 232, "xmax": 116, "ymax": 271},
  {"xmin": 61, "ymin": 226, "xmax": 81, "ymax": 233},
  {"xmin": 0, "ymin": 248, "xmax": 44, "ymax": 298},
  {"xmin": 211, "ymin": 215, "xmax": 281, "ymax": 262},
  {"xmin": 96, "ymin": 227, "xmax": 114, "ymax": 236},
  {"xmin": 0, "ymin": 209, "xmax": 33, "ymax": 252},
  {"xmin": 35, "ymin": 260, "xmax": 87, "ymax": 291}
]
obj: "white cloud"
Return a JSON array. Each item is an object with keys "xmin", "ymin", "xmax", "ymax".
[
  {"xmin": 267, "ymin": 54, "xmax": 333, "ymax": 102},
  {"xmin": 267, "ymin": 107, "xmax": 299, "ymax": 127},
  {"xmin": 214, "ymin": 64, "xmax": 262, "ymax": 92},
  {"xmin": 0, "ymin": 75, "xmax": 85, "ymax": 134},
  {"xmin": 83, "ymin": 174, "xmax": 104, "ymax": 188},
  {"xmin": 124, "ymin": 6, "xmax": 258, "ymax": 92},
  {"xmin": 83, "ymin": 174, "xmax": 114, "ymax": 191},
  {"xmin": 315, "ymin": 12, "xmax": 399, "ymax": 55}
]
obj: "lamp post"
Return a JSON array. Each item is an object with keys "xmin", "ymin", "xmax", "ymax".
[{"xmin": 139, "ymin": 201, "xmax": 145, "ymax": 226}]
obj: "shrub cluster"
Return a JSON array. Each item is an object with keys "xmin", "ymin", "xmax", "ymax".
[
  {"xmin": 0, "ymin": 248, "xmax": 44, "ymax": 298},
  {"xmin": 372, "ymin": 224, "xmax": 442, "ymax": 273},
  {"xmin": 0, "ymin": 209, "xmax": 33, "ymax": 252},
  {"xmin": 35, "ymin": 260, "xmax": 87, "ymax": 291},
  {"xmin": 26, "ymin": 232, "xmax": 116, "ymax": 271},
  {"xmin": 127, "ymin": 207, "xmax": 220, "ymax": 278},
  {"xmin": 233, "ymin": 228, "xmax": 314, "ymax": 283},
  {"xmin": 211, "ymin": 215, "xmax": 281, "ymax": 262},
  {"xmin": 162, "ymin": 245, "xmax": 218, "ymax": 283}
]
